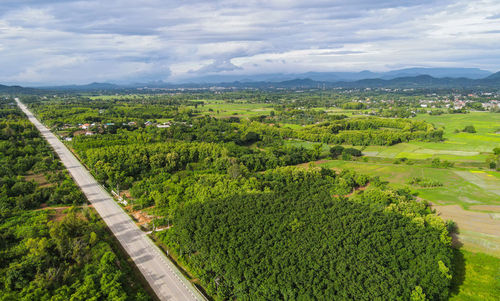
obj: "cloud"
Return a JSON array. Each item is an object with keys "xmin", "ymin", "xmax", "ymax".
[
  {"xmin": 190, "ymin": 59, "xmax": 242, "ymax": 74},
  {"xmin": 0, "ymin": 0, "xmax": 499, "ymax": 84}
]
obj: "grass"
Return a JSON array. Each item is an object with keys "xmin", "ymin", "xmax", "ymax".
[
  {"xmin": 450, "ymin": 249, "xmax": 500, "ymax": 301},
  {"xmin": 196, "ymin": 102, "xmax": 274, "ymax": 118},
  {"xmin": 316, "ymin": 160, "xmax": 500, "ymax": 208},
  {"xmin": 414, "ymin": 112, "xmax": 500, "ymax": 153},
  {"xmin": 328, "ymin": 112, "xmax": 500, "ymax": 164},
  {"xmin": 89, "ymin": 94, "xmax": 149, "ymax": 100},
  {"xmin": 361, "ymin": 142, "xmax": 490, "ymax": 163}
]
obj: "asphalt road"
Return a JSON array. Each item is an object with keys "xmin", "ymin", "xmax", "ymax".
[{"xmin": 16, "ymin": 99, "xmax": 205, "ymax": 301}]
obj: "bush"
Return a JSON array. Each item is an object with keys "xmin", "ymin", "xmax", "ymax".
[
  {"xmin": 330, "ymin": 145, "xmax": 344, "ymax": 158},
  {"xmin": 407, "ymin": 177, "xmax": 443, "ymax": 187},
  {"xmin": 446, "ymin": 220, "xmax": 458, "ymax": 234},
  {"xmin": 462, "ymin": 125, "xmax": 476, "ymax": 133},
  {"xmin": 431, "ymin": 158, "xmax": 454, "ymax": 168},
  {"xmin": 343, "ymin": 147, "xmax": 362, "ymax": 157}
]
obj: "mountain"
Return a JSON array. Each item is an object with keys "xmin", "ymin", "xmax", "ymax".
[
  {"xmin": 484, "ymin": 71, "xmax": 500, "ymax": 80},
  {"xmin": 41, "ymin": 82, "xmax": 121, "ymax": 91},
  {"xmin": 380, "ymin": 68, "xmax": 491, "ymax": 80},
  {"xmin": 4, "ymin": 68, "xmax": 499, "ymax": 92},
  {"xmin": 176, "ymin": 68, "xmax": 492, "ymax": 83},
  {"xmin": 0, "ymin": 84, "xmax": 38, "ymax": 94}
]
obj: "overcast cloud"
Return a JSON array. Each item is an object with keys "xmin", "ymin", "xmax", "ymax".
[{"xmin": 0, "ymin": 0, "xmax": 499, "ymax": 85}]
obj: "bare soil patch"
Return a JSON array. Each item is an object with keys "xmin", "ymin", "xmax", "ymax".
[
  {"xmin": 125, "ymin": 205, "xmax": 155, "ymax": 227},
  {"xmin": 468, "ymin": 205, "xmax": 500, "ymax": 212},
  {"xmin": 25, "ymin": 173, "xmax": 54, "ymax": 187},
  {"xmin": 433, "ymin": 205, "xmax": 500, "ymax": 237},
  {"xmin": 297, "ymin": 159, "xmax": 329, "ymax": 168}
]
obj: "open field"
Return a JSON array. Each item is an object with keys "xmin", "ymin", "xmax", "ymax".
[
  {"xmin": 89, "ymin": 94, "xmax": 150, "ymax": 100},
  {"xmin": 196, "ymin": 102, "xmax": 274, "ymax": 117},
  {"xmin": 282, "ymin": 112, "xmax": 499, "ymax": 164},
  {"xmin": 450, "ymin": 250, "xmax": 500, "ymax": 301},
  {"xmin": 298, "ymin": 112, "xmax": 500, "ymax": 164},
  {"xmin": 414, "ymin": 112, "xmax": 500, "ymax": 153},
  {"xmin": 433, "ymin": 205, "xmax": 500, "ymax": 257},
  {"xmin": 362, "ymin": 143, "xmax": 491, "ymax": 162},
  {"xmin": 316, "ymin": 160, "xmax": 500, "ymax": 207}
]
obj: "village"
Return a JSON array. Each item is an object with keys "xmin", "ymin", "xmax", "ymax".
[{"xmin": 57, "ymin": 120, "xmax": 176, "ymax": 140}]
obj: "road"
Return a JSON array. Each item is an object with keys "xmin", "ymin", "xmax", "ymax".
[{"xmin": 16, "ymin": 99, "xmax": 205, "ymax": 301}]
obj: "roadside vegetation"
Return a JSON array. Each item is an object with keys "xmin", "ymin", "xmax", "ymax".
[{"xmin": 0, "ymin": 98, "xmax": 150, "ymax": 300}]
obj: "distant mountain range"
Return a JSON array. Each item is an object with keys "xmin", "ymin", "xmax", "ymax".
[
  {"xmin": 1, "ymin": 68, "xmax": 499, "ymax": 92},
  {"xmin": 180, "ymin": 67, "xmax": 493, "ymax": 83},
  {"xmin": 0, "ymin": 84, "xmax": 37, "ymax": 94}
]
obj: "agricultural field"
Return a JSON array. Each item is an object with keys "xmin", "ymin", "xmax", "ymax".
[
  {"xmin": 11, "ymin": 90, "xmax": 500, "ymax": 300},
  {"xmin": 352, "ymin": 113, "xmax": 500, "ymax": 163},
  {"xmin": 414, "ymin": 112, "xmax": 500, "ymax": 153},
  {"xmin": 196, "ymin": 101, "xmax": 274, "ymax": 118}
]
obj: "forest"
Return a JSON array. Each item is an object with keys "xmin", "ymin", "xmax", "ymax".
[
  {"xmin": 161, "ymin": 167, "xmax": 452, "ymax": 300},
  {"xmin": 14, "ymin": 93, "xmax": 466, "ymax": 300},
  {"xmin": 0, "ymin": 98, "xmax": 150, "ymax": 300}
]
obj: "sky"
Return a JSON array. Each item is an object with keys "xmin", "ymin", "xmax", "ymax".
[{"xmin": 1, "ymin": 0, "xmax": 500, "ymax": 85}]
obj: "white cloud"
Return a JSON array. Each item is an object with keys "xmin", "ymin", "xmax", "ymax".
[{"xmin": 0, "ymin": 0, "xmax": 499, "ymax": 84}]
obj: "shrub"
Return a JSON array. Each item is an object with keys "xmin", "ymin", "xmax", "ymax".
[
  {"xmin": 342, "ymin": 147, "xmax": 362, "ymax": 157},
  {"xmin": 462, "ymin": 125, "xmax": 476, "ymax": 133},
  {"xmin": 407, "ymin": 177, "xmax": 443, "ymax": 187},
  {"xmin": 330, "ymin": 145, "xmax": 344, "ymax": 158}
]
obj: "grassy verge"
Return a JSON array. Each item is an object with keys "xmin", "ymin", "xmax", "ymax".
[
  {"xmin": 97, "ymin": 207, "xmax": 161, "ymax": 301},
  {"xmin": 149, "ymin": 234, "xmax": 213, "ymax": 300}
]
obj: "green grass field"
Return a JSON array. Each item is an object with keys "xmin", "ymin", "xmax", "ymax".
[
  {"xmin": 414, "ymin": 112, "xmax": 500, "ymax": 153},
  {"xmin": 196, "ymin": 102, "xmax": 274, "ymax": 118},
  {"xmin": 450, "ymin": 250, "xmax": 500, "ymax": 301},
  {"xmin": 316, "ymin": 160, "xmax": 500, "ymax": 208},
  {"xmin": 315, "ymin": 111, "xmax": 500, "ymax": 164}
]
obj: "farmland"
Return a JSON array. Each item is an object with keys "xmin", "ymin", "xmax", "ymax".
[{"xmin": 8, "ymin": 89, "xmax": 500, "ymax": 300}]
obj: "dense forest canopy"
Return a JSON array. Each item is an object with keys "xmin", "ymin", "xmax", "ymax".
[{"xmin": 162, "ymin": 167, "xmax": 453, "ymax": 300}]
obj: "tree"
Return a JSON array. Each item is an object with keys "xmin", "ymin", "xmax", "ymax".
[
  {"xmin": 410, "ymin": 286, "xmax": 426, "ymax": 301},
  {"xmin": 312, "ymin": 143, "xmax": 323, "ymax": 160},
  {"xmin": 330, "ymin": 145, "xmax": 344, "ymax": 158},
  {"xmin": 342, "ymin": 147, "xmax": 362, "ymax": 157},
  {"xmin": 462, "ymin": 125, "xmax": 476, "ymax": 133}
]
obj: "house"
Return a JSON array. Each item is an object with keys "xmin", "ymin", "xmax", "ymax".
[
  {"xmin": 79, "ymin": 123, "xmax": 90, "ymax": 130},
  {"xmin": 144, "ymin": 121, "xmax": 153, "ymax": 126},
  {"xmin": 85, "ymin": 131, "xmax": 94, "ymax": 136},
  {"xmin": 157, "ymin": 121, "xmax": 172, "ymax": 128}
]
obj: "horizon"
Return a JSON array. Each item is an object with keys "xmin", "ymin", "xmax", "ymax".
[
  {"xmin": 4, "ymin": 67, "xmax": 500, "ymax": 88},
  {"xmin": 1, "ymin": 1, "xmax": 500, "ymax": 85}
]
